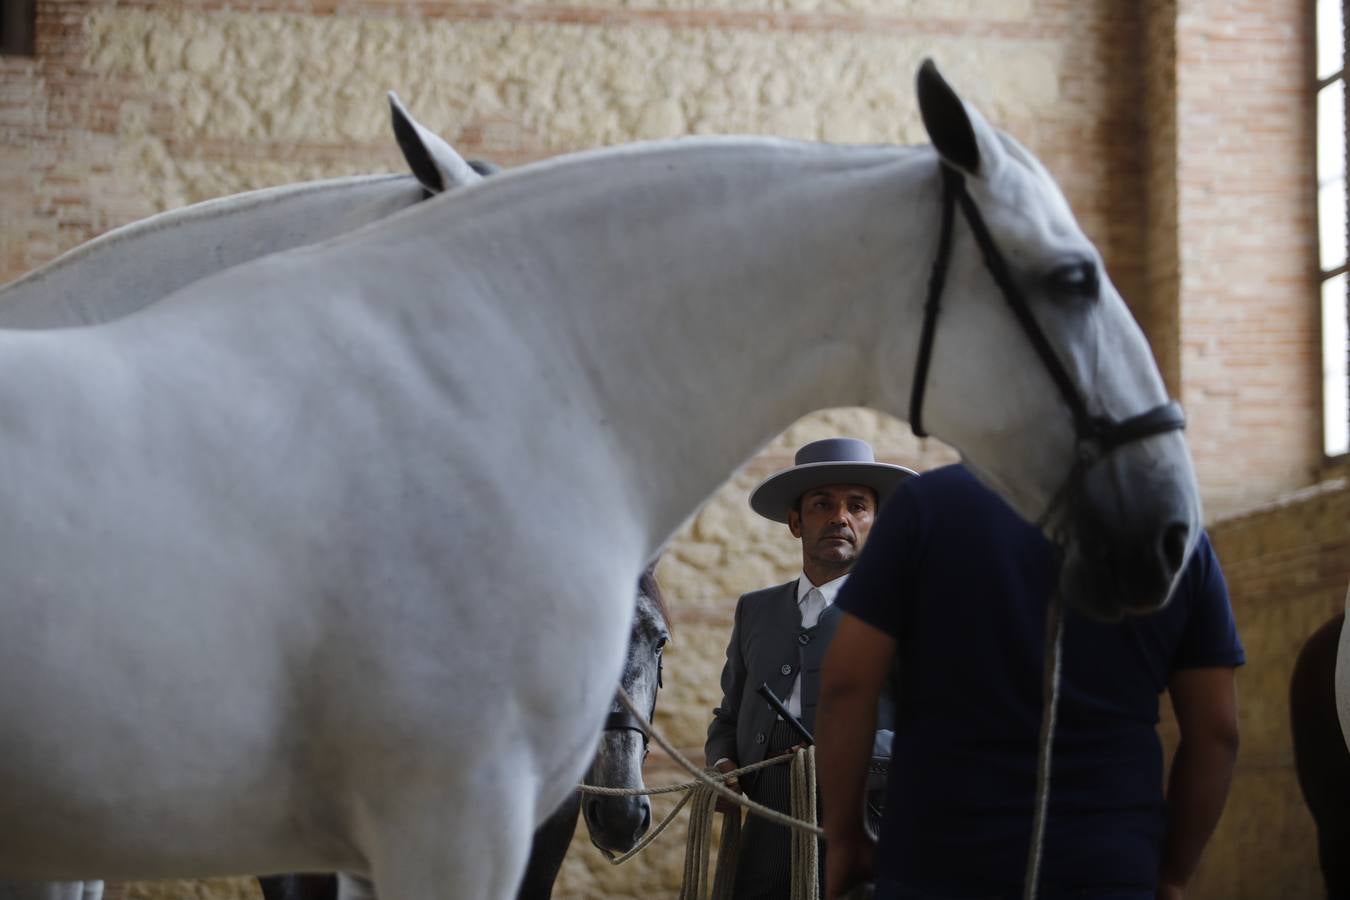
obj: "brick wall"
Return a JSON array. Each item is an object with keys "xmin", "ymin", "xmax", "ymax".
[
  {"xmin": 2, "ymin": 2, "xmax": 1344, "ymax": 899},
  {"xmin": 1175, "ymin": 0, "xmax": 1323, "ymax": 521}
]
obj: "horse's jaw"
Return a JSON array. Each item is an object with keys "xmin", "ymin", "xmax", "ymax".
[
  {"xmin": 1050, "ymin": 432, "xmax": 1202, "ymax": 621},
  {"xmin": 956, "ymin": 423, "xmax": 1201, "ymax": 621}
]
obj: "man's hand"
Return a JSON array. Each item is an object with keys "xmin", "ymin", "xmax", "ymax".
[
  {"xmin": 825, "ymin": 832, "xmax": 874, "ymax": 898},
  {"xmin": 1157, "ymin": 882, "xmax": 1184, "ymax": 900},
  {"xmin": 713, "ymin": 758, "xmax": 742, "ymax": 815}
]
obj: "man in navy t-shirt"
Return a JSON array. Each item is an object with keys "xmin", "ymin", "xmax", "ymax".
[{"xmin": 815, "ymin": 464, "xmax": 1244, "ymax": 900}]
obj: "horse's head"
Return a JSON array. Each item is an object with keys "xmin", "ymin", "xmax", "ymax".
[
  {"xmin": 583, "ymin": 568, "xmax": 670, "ymax": 853},
  {"xmin": 889, "ymin": 61, "xmax": 1200, "ymax": 621}
]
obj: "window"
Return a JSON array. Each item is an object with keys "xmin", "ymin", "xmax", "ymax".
[
  {"xmin": 1317, "ymin": 0, "xmax": 1349, "ymax": 457},
  {"xmin": 0, "ymin": 0, "xmax": 35, "ymax": 57}
]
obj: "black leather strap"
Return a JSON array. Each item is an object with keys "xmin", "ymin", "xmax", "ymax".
[
  {"xmin": 909, "ymin": 166, "xmax": 961, "ymax": 438},
  {"xmin": 909, "ymin": 162, "xmax": 1186, "ymax": 476}
]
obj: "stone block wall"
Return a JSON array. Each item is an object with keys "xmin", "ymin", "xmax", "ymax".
[
  {"xmin": 1173, "ymin": 479, "xmax": 1350, "ymax": 899},
  {"xmin": 1, "ymin": 1, "xmax": 1344, "ymax": 899}
]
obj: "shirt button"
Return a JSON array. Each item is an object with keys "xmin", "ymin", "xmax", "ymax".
[
  {"xmin": 755, "ymin": 732, "xmax": 766, "ymax": 744},
  {"xmin": 780, "ymin": 664, "xmax": 793, "ymax": 676}
]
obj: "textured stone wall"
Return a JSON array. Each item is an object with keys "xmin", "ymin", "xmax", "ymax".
[
  {"xmin": 2, "ymin": 1, "xmax": 1345, "ymax": 899},
  {"xmin": 1176, "ymin": 481, "xmax": 1350, "ymax": 898}
]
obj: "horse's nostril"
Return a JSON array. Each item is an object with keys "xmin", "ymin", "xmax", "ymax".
[
  {"xmin": 638, "ymin": 803, "xmax": 652, "ymax": 836},
  {"xmin": 1160, "ymin": 522, "xmax": 1189, "ymax": 575}
]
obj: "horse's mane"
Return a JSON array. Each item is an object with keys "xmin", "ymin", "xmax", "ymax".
[
  {"xmin": 638, "ymin": 564, "xmax": 671, "ymax": 635},
  {"xmin": 0, "ymin": 174, "xmax": 416, "ymax": 293}
]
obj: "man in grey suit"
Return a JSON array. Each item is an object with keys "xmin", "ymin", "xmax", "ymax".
[{"xmin": 706, "ymin": 437, "xmax": 914, "ymax": 900}]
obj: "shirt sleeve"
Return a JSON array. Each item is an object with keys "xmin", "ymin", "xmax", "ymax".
[
  {"xmin": 705, "ymin": 593, "xmax": 748, "ymax": 765},
  {"xmin": 1172, "ymin": 532, "xmax": 1246, "ymax": 671},
  {"xmin": 836, "ymin": 479, "xmax": 925, "ymax": 641}
]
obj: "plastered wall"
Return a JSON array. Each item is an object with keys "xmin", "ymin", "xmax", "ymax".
[{"xmin": 2, "ymin": 2, "xmax": 1346, "ymax": 899}]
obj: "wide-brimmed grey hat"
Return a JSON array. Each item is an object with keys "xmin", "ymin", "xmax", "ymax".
[{"xmin": 749, "ymin": 437, "xmax": 917, "ymax": 523}]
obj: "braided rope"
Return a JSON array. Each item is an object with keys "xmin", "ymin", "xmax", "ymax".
[
  {"xmin": 680, "ymin": 781, "xmax": 719, "ymax": 899},
  {"xmin": 789, "ymin": 746, "xmax": 820, "ymax": 900},
  {"xmin": 599, "ymin": 783, "xmax": 698, "ymax": 866},
  {"xmin": 1022, "ymin": 586, "xmax": 1066, "ymax": 900},
  {"xmin": 708, "ymin": 803, "xmax": 740, "ymax": 900},
  {"xmin": 582, "ymin": 752, "xmax": 810, "ymax": 876},
  {"xmin": 578, "ymin": 754, "xmax": 792, "ymax": 797},
  {"xmin": 617, "ymin": 688, "xmax": 825, "ymax": 836}
]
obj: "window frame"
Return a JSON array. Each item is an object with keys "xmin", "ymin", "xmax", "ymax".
[{"xmin": 1315, "ymin": 0, "xmax": 1350, "ymax": 462}]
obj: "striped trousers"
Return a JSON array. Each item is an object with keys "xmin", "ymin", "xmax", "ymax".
[{"xmin": 733, "ymin": 720, "xmax": 823, "ymax": 900}]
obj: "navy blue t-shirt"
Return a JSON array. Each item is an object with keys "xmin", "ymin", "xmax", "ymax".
[{"xmin": 836, "ymin": 464, "xmax": 1244, "ymax": 895}]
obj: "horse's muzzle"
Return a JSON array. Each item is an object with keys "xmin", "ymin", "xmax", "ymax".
[
  {"xmin": 1058, "ymin": 512, "xmax": 1193, "ymax": 622},
  {"xmin": 584, "ymin": 794, "xmax": 652, "ymax": 853}
]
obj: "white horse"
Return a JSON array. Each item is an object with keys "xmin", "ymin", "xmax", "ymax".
[
  {"xmin": 0, "ymin": 93, "xmax": 483, "ymax": 329},
  {"xmin": 0, "ymin": 61, "xmax": 1200, "ymax": 898},
  {"xmin": 0, "ymin": 94, "xmax": 480, "ymax": 900}
]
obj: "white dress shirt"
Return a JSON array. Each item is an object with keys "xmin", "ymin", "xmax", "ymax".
[
  {"xmin": 785, "ymin": 572, "xmax": 847, "ymax": 719},
  {"xmin": 711, "ymin": 572, "xmax": 851, "ymax": 769}
]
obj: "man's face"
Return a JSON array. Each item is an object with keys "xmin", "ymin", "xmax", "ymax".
[{"xmin": 786, "ymin": 483, "xmax": 877, "ymax": 572}]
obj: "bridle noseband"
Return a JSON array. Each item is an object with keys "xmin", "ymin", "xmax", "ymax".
[
  {"xmin": 603, "ymin": 652, "xmax": 662, "ymax": 758},
  {"xmin": 908, "ymin": 164, "xmax": 1186, "ymax": 529}
]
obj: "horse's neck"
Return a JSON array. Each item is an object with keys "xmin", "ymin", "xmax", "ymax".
[
  {"xmin": 592, "ymin": 144, "xmax": 938, "ymax": 549},
  {"xmin": 403, "ymin": 138, "xmax": 941, "ymax": 551}
]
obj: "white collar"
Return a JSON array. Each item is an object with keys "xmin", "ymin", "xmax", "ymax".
[{"xmin": 797, "ymin": 572, "xmax": 847, "ymax": 607}]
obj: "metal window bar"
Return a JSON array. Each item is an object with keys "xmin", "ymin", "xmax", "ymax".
[{"xmin": 1341, "ymin": 0, "xmax": 1350, "ymax": 456}]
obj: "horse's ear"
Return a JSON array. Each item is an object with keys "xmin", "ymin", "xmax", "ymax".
[
  {"xmin": 387, "ymin": 91, "xmax": 483, "ymax": 194},
  {"xmin": 916, "ymin": 60, "xmax": 998, "ymax": 180}
]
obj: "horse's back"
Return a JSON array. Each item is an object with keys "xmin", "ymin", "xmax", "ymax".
[{"xmin": 0, "ymin": 175, "xmax": 423, "ymax": 329}]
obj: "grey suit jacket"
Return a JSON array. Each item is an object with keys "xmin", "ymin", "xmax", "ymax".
[{"xmin": 705, "ymin": 580, "xmax": 896, "ymax": 773}]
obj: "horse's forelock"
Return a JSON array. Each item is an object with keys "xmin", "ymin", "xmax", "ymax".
[{"xmin": 637, "ymin": 566, "xmax": 671, "ymax": 635}]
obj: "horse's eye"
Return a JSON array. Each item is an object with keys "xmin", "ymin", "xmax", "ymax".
[
  {"xmin": 1047, "ymin": 261, "xmax": 1098, "ymax": 299},
  {"xmin": 655, "ymin": 637, "xmax": 668, "ymax": 652}
]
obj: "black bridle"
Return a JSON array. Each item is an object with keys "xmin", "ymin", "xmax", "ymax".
[
  {"xmin": 909, "ymin": 165, "xmax": 1186, "ymax": 530},
  {"xmin": 603, "ymin": 652, "xmax": 662, "ymax": 757}
]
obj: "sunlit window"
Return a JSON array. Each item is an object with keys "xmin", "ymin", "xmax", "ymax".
[{"xmin": 1317, "ymin": 0, "xmax": 1349, "ymax": 457}]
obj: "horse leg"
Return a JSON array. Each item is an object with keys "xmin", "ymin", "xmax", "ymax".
[{"xmin": 515, "ymin": 791, "xmax": 582, "ymax": 900}]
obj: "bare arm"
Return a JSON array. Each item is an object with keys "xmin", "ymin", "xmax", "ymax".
[
  {"xmin": 1158, "ymin": 666, "xmax": 1240, "ymax": 899},
  {"xmin": 818, "ymin": 612, "xmax": 896, "ymax": 899}
]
